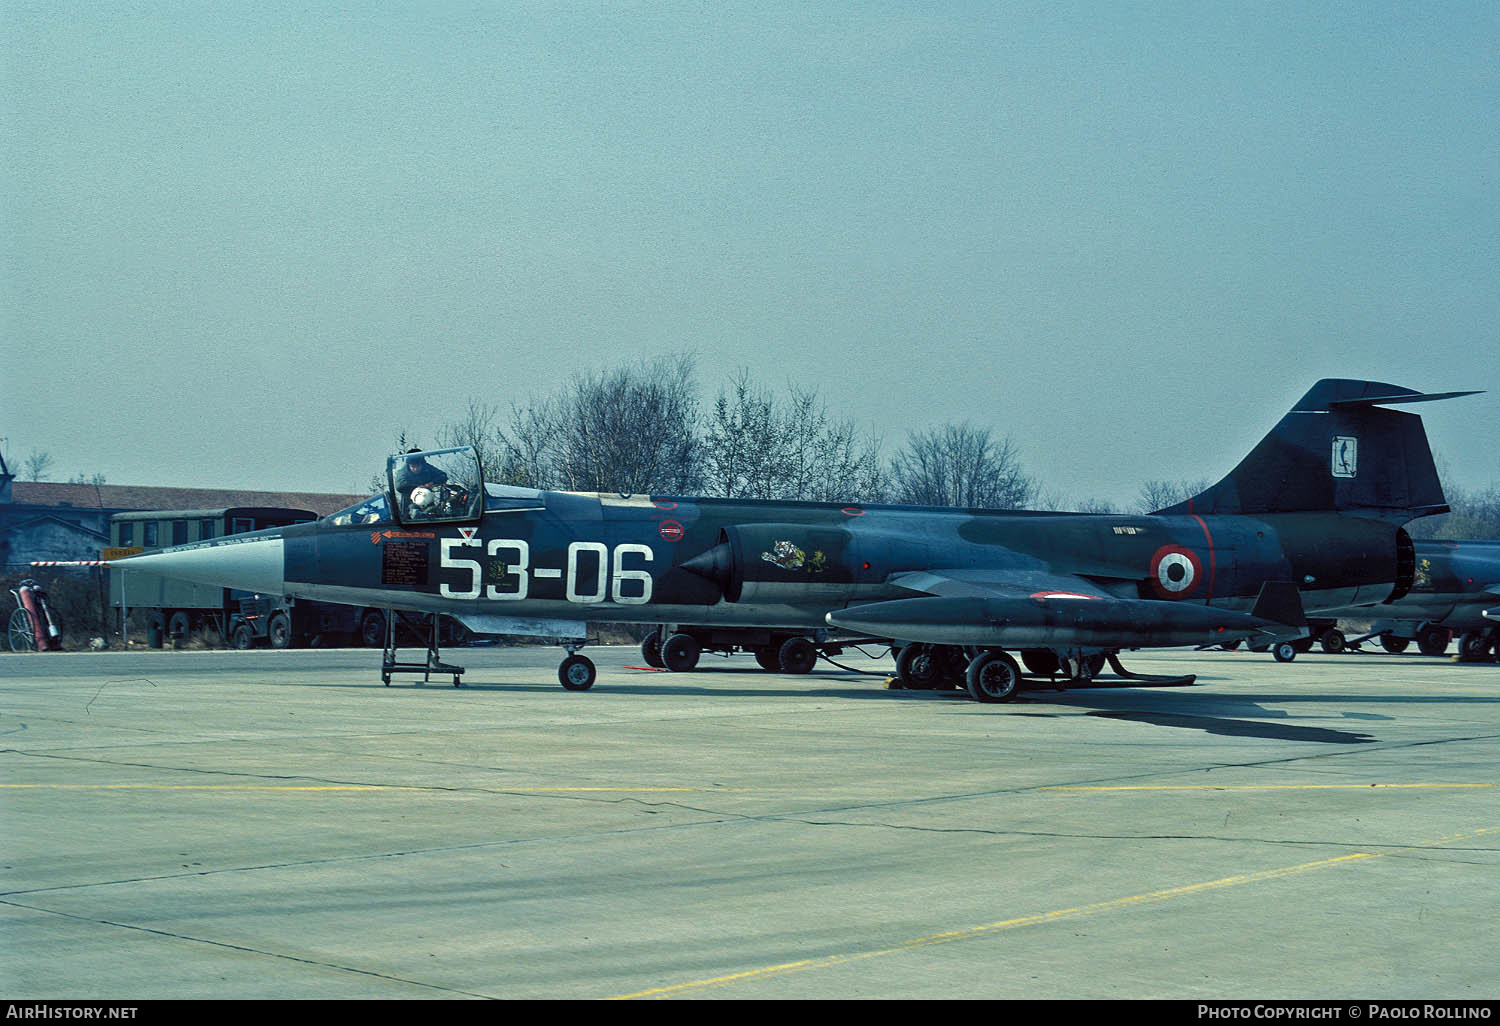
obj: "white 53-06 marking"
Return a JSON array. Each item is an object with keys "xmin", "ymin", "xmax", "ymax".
[{"xmin": 441, "ymin": 539, "xmax": 653, "ymax": 605}]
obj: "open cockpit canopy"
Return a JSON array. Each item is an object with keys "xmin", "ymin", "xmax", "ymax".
[{"xmin": 385, "ymin": 446, "xmax": 484, "ymax": 525}]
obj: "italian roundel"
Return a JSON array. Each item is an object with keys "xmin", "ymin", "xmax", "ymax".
[{"xmin": 1149, "ymin": 545, "xmax": 1203, "ymax": 599}]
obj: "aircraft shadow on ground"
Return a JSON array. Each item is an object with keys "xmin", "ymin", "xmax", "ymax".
[
  {"xmin": 275, "ymin": 655, "xmax": 1500, "ymax": 743},
  {"xmin": 1080, "ymin": 708, "xmax": 1378, "ymax": 744},
  {"xmin": 283, "ymin": 676, "xmax": 914, "ymax": 702}
]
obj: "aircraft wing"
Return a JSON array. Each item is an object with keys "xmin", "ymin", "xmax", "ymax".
[{"xmin": 827, "ymin": 567, "xmax": 1294, "ymax": 649}]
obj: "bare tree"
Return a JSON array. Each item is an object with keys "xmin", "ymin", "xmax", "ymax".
[
  {"xmin": 552, "ymin": 356, "xmax": 700, "ymax": 494},
  {"xmin": 1406, "ymin": 483, "xmax": 1500, "ymax": 540},
  {"xmin": 1033, "ymin": 487, "xmax": 1122, "ymax": 513},
  {"xmin": 490, "ymin": 398, "xmax": 559, "ymax": 490},
  {"xmin": 700, "ymin": 371, "xmax": 787, "ymax": 499},
  {"xmin": 698, "ymin": 374, "xmax": 886, "ymax": 503},
  {"xmin": 783, "ymin": 386, "xmax": 886, "ymax": 503},
  {"xmin": 1135, "ymin": 478, "xmax": 1212, "ymax": 514},
  {"xmin": 473, "ymin": 356, "xmax": 700, "ymax": 495},
  {"xmin": 23, "ymin": 449, "xmax": 54, "ymax": 482},
  {"xmin": 434, "ymin": 399, "xmax": 508, "ymax": 482},
  {"xmin": 66, "ymin": 472, "xmax": 107, "ymax": 509},
  {"xmin": 889, "ymin": 423, "xmax": 1035, "ymax": 509}
]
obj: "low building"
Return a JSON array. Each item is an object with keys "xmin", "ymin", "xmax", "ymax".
[{"xmin": 0, "ymin": 470, "xmax": 365, "ymax": 572}]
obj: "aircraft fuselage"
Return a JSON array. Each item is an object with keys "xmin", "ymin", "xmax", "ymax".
[{"xmin": 265, "ymin": 489, "xmax": 1406, "ymax": 634}]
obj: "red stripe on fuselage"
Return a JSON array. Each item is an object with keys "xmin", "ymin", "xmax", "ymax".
[{"xmin": 1190, "ymin": 513, "xmax": 1216, "ymax": 598}]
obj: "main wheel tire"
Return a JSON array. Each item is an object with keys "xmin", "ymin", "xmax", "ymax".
[
  {"xmin": 662, "ymin": 632, "xmax": 701, "ymax": 672},
  {"xmin": 231, "ymin": 623, "xmax": 255, "ymax": 650},
  {"xmin": 1272, "ymin": 640, "xmax": 1298, "ymax": 662},
  {"xmin": 267, "ymin": 613, "xmax": 293, "ymax": 650},
  {"xmin": 965, "ymin": 650, "xmax": 1022, "ymax": 703},
  {"xmin": 896, "ymin": 644, "xmax": 941, "ymax": 689},
  {"xmin": 1417, "ymin": 625, "xmax": 1450, "ymax": 657},
  {"xmin": 1320, "ymin": 628, "xmax": 1347, "ymax": 654},
  {"xmin": 753, "ymin": 646, "xmax": 780, "ymax": 671},
  {"xmin": 558, "ymin": 654, "xmax": 597, "ymax": 691},
  {"xmin": 640, "ymin": 633, "xmax": 665, "ymax": 668},
  {"xmin": 1380, "ymin": 633, "xmax": 1410, "ymax": 653},
  {"xmin": 778, "ymin": 636, "xmax": 817, "ymax": 675}
]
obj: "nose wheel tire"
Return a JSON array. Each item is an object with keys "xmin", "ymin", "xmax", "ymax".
[{"xmin": 559, "ymin": 654, "xmax": 596, "ymax": 691}]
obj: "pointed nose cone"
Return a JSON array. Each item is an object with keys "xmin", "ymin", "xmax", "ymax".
[
  {"xmin": 681, "ymin": 542, "xmax": 732, "ymax": 586},
  {"xmin": 116, "ymin": 535, "xmax": 286, "ymax": 595}
]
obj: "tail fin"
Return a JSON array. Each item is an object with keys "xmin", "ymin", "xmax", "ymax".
[{"xmin": 1157, "ymin": 379, "xmax": 1479, "ymax": 522}]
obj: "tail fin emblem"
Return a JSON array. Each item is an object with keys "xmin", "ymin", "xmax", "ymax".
[{"xmin": 1331, "ymin": 436, "xmax": 1358, "ymax": 479}]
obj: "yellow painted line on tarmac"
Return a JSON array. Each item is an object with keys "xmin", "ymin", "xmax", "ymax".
[
  {"xmin": 1043, "ymin": 783, "xmax": 1496, "ymax": 792},
  {"xmin": 609, "ymin": 825, "xmax": 1500, "ymax": 1000}
]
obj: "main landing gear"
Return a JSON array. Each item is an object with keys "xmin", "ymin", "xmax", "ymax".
[{"xmin": 892, "ymin": 643, "xmax": 1197, "ymax": 703}]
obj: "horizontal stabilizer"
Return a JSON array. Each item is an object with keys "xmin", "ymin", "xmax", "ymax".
[{"xmin": 1328, "ymin": 389, "xmax": 1482, "ymax": 408}]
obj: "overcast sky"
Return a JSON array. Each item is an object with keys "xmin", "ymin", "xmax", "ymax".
[{"xmin": 3, "ymin": 2, "xmax": 1495, "ymax": 507}]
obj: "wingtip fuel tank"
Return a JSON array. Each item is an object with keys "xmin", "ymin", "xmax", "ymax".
[{"xmin": 827, "ymin": 592, "xmax": 1291, "ymax": 649}]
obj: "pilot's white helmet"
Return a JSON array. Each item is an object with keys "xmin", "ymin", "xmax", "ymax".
[{"xmin": 410, "ymin": 486, "xmax": 434, "ymax": 508}]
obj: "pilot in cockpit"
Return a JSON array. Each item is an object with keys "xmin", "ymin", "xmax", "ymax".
[{"xmin": 394, "ymin": 450, "xmax": 450, "ymax": 519}]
